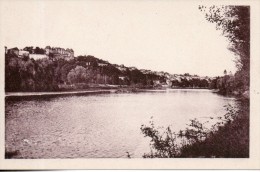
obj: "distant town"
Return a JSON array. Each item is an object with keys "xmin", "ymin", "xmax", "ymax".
[{"xmin": 5, "ymin": 46, "xmax": 225, "ymax": 92}]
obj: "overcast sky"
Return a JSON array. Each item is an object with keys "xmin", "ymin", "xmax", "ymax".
[{"xmin": 1, "ymin": 0, "xmax": 237, "ymax": 76}]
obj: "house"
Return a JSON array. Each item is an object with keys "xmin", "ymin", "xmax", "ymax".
[
  {"xmin": 140, "ymin": 69, "xmax": 147, "ymax": 74},
  {"xmin": 156, "ymin": 71, "xmax": 165, "ymax": 76},
  {"xmin": 18, "ymin": 50, "xmax": 29, "ymax": 57},
  {"xmin": 128, "ymin": 67, "xmax": 137, "ymax": 71},
  {"xmin": 119, "ymin": 76, "xmax": 126, "ymax": 80},
  {"xmin": 98, "ymin": 63, "xmax": 108, "ymax": 67},
  {"xmin": 116, "ymin": 65, "xmax": 127, "ymax": 71},
  {"xmin": 45, "ymin": 46, "xmax": 74, "ymax": 60},
  {"xmin": 29, "ymin": 54, "xmax": 47, "ymax": 60}
]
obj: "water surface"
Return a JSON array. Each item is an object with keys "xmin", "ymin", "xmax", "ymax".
[{"xmin": 5, "ymin": 89, "xmax": 235, "ymax": 158}]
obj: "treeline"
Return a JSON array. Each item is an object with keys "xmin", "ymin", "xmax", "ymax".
[
  {"xmin": 5, "ymin": 53, "xmax": 166, "ymax": 92},
  {"xmin": 171, "ymin": 78, "xmax": 209, "ymax": 88},
  {"xmin": 209, "ymin": 70, "xmax": 249, "ymax": 96},
  {"xmin": 200, "ymin": 5, "xmax": 250, "ymax": 97}
]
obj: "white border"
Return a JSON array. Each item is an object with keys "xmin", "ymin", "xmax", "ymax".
[{"xmin": 0, "ymin": 0, "xmax": 259, "ymax": 169}]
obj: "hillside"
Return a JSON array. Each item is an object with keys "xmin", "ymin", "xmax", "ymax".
[{"xmin": 5, "ymin": 46, "xmax": 214, "ymax": 92}]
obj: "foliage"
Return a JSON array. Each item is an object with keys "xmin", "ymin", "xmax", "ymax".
[
  {"xmin": 199, "ymin": 6, "xmax": 249, "ymax": 70},
  {"xmin": 34, "ymin": 47, "xmax": 45, "ymax": 54},
  {"xmin": 171, "ymin": 78, "xmax": 209, "ymax": 88},
  {"xmin": 180, "ymin": 100, "xmax": 249, "ymax": 158},
  {"xmin": 23, "ymin": 46, "xmax": 34, "ymax": 54},
  {"xmin": 5, "ymin": 52, "xmax": 168, "ymax": 91},
  {"xmin": 140, "ymin": 101, "xmax": 248, "ymax": 158},
  {"xmin": 141, "ymin": 118, "xmax": 180, "ymax": 158},
  {"xmin": 199, "ymin": 5, "xmax": 250, "ymax": 95},
  {"xmin": 67, "ymin": 66, "xmax": 90, "ymax": 84},
  {"xmin": 179, "ymin": 118, "xmax": 209, "ymax": 143}
]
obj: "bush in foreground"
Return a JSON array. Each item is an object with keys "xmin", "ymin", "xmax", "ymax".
[{"xmin": 141, "ymin": 100, "xmax": 249, "ymax": 158}]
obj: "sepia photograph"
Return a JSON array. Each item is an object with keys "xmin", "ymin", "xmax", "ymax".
[{"xmin": 0, "ymin": 0, "xmax": 260, "ymax": 170}]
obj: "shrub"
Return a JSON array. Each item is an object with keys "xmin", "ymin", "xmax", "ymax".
[{"xmin": 140, "ymin": 102, "xmax": 248, "ymax": 158}]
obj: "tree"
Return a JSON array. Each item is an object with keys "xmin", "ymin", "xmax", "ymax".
[
  {"xmin": 67, "ymin": 66, "xmax": 89, "ymax": 84},
  {"xmin": 35, "ymin": 47, "xmax": 45, "ymax": 54},
  {"xmin": 23, "ymin": 46, "xmax": 34, "ymax": 54},
  {"xmin": 199, "ymin": 5, "xmax": 250, "ymax": 92}
]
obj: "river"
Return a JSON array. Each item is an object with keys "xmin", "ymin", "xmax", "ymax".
[{"xmin": 5, "ymin": 89, "xmax": 236, "ymax": 158}]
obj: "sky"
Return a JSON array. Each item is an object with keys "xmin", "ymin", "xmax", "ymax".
[{"xmin": 0, "ymin": 0, "xmax": 237, "ymax": 77}]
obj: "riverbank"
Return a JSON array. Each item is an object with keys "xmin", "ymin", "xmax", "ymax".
[
  {"xmin": 179, "ymin": 98, "xmax": 249, "ymax": 158},
  {"xmin": 5, "ymin": 90, "xmax": 115, "ymax": 101},
  {"xmin": 140, "ymin": 93, "xmax": 249, "ymax": 158},
  {"xmin": 5, "ymin": 87, "xmax": 161, "ymax": 101},
  {"xmin": 5, "ymin": 87, "xmax": 213, "ymax": 99}
]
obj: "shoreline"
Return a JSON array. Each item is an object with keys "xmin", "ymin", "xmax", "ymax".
[
  {"xmin": 179, "ymin": 98, "xmax": 249, "ymax": 158},
  {"xmin": 5, "ymin": 90, "xmax": 115, "ymax": 97},
  {"xmin": 5, "ymin": 88, "xmax": 225, "ymax": 102},
  {"xmin": 5, "ymin": 90, "xmax": 115, "ymax": 101},
  {"xmin": 5, "ymin": 88, "xmax": 213, "ymax": 97}
]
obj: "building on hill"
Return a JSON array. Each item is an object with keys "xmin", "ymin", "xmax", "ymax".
[
  {"xmin": 7, "ymin": 47, "xmax": 34, "ymax": 59},
  {"xmin": 156, "ymin": 71, "xmax": 165, "ymax": 76},
  {"xmin": 129, "ymin": 67, "xmax": 137, "ymax": 71},
  {"xmin": 98, "ymin": 63, "xmax": 108, "ymax": 67},
  {"xmin": 18, "ymin": 50, "xmax": 29, "ymax": 57},
  {"xmin": 29, "ymin": 54, "xmax": 48, "ymax": 60},
  {"xmin": 6, "ymin": 46, "xmax": 74, "ymax": 61},
  {"xmin": 119, "ymin": 76, "xmax": 126, "ymax": 80},
  {"xmin": 45, "ymin": 46, "xmax": 74, "ymax": 60},
  {"xmin": 116, "ymin": 65, "xmax": 127, "ymax": 71}
]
